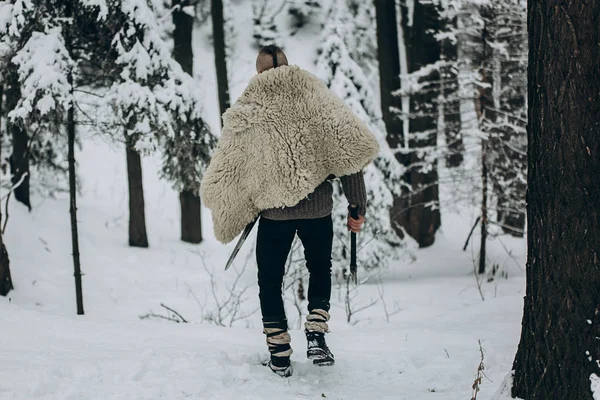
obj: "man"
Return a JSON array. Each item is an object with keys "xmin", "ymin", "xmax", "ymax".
[{"xmin": 201, "ymin": 45, "xmax": 379, "ymax": 377}]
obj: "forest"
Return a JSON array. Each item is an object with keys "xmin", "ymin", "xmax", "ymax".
[{"xmin": 0, "ymin": 0, "xmax": 598, "ymax": 399}]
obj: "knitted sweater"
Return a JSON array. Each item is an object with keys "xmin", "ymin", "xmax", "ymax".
[{"xmin": 262, "ymin": 172, "xmax": 367, "ymax": 220}]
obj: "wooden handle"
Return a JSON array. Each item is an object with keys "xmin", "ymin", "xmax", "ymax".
[{"xmin": 350, "ymin": 205, "xmax": 358, "ymax": 284}]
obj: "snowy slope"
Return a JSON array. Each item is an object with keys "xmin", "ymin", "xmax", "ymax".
[{"xmin": 1, "ymin": 2, "xmax": 527, "ymax": 399}]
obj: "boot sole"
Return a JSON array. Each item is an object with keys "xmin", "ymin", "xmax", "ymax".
[{"xmin": 307, "ymin": 349, "xmax": 335, "ymax": 366}]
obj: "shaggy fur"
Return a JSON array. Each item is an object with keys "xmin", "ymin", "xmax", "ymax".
[{"xmin": 200, "ymin": 65, "xmax": 380, "ymax": 243}]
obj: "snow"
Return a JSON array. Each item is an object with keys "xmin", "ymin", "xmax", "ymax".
[
  {"xmin": 9, "ymin": 28, "xmax": 73, "ymax": 122},
  {"xmin": 592, "ymin": 374, "xmax": 600, "ymax": 400},
  {"xmin": 1, "ymin": 1, "xmax": 527, "ymax": 399}
]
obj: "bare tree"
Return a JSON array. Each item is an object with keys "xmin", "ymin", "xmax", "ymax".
[{"xmin": 511, "ymin": 1, "xmax": 600, "ymax": 398}]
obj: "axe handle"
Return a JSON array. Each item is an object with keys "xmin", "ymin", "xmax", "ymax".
[{"xmin": 350, "ymin": 205, "xmax": 359, "ymax": 283}]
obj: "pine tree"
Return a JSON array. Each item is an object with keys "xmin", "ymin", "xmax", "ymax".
[
  {"xmin": 1, "ymin": 0, "xmax": 215, "ymax": 309},
  {"xmin": 288, "ymin": 0, "xmax": 320, "ymax": 30},
  {"xmin": 252, "ymin": 0, "xmax": 282, "ymax": 48}
]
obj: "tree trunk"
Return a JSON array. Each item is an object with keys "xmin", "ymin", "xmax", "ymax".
[
  {"xmin": 400, "ymin": 0, "xmax": 442, "ymax": 248},
  {"xmin": 125, "ymin": 137, "xmax": 149, "ymax": 248},
  {"xmin": 479, "ymin": 140, "xmax": 488, "ymax": 274},
  {"xmin": 212, "ymin": 0, "xmax": 231, "ymax": 121},
  {"xmin": 173, "ymin": 0, "xmax": 203, "ymax": 244},
  {"xmin": 180, "ymin": 190, "xmax": 202, "ymax": 244},
  {"xmin": 67, "ymin": 76, "xmax": 84, "ymax": 316},
  {"xmin": 511, "ymin": 1, "xmax": 600, "ymax": 398},
  {"xmin": 5, "ymin": 66, "xmax": 31, "ymax": 211},
  {"xmin": 374, "ymin": 0, "xmax": 410, "ymax": 240},
  {"xmin": 0, "ymin": 84, "xmax": 13, "ymax": 297},
  {"xmin": 473, "ymin": 16, "xmax": 495, "ymax": 274}
]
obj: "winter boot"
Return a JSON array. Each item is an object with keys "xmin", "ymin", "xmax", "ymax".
[
  {"xmin": 263, "ymin": 320, "xmax": 293, "ymax": 377},
  {"xmin": 306, "ymin": 331, "xmax": 335, "ymax": 366},
  {"xmin": 305, "ymin": 309, "xmax": 334, "ymax": 366}
]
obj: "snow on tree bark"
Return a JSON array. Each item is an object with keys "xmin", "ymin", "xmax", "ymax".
[
  {"xmin": 5, "ymin": 65, "xmax": 30, "ymax": 211},
  {"xmin": 374, "ymin": 0, "xmax": 411, "ymax": 242},
  {"xmin": 398, "ymin": 0, "xmax": 442, "ymax": 248},
  {"xmin": 511, "ymin": 0, "xmax": 600, "ymax": 398},
  {"xmin": 0, "ymin": 83, "xmax": 13, "ymax": 297}
]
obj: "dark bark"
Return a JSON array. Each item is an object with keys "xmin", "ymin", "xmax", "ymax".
[
  {"xmin": 64, "ymin": 2, "xmax": 84, "ymax": 315},
  {"xmin": 172, "ymin": 0, "xmax": 194, "ymax": 75},
  {"xmin": 479, "ymin": 141, "xmax": 488, "ymax": 274},
  {"xmin": 511, "ymin": 1, "xmax": 600, "ymax": 398},
  {"xmin": 374, "ymin": 0, "xmax": 410, "ymax": 240},
  {"xmin": 400, "ymin": 0, "xmax": 442, "ymax": 248},
  {"xmin": 173, "ymin": 0, "xmax": 203, "ymax": 244},
  {"xmin": 125, "ymin": 137, "xmax": 149, "ymax": 248},
  {"xmin": 180, "ymin": 190, "xmax": 202, "ymax": 244},
  {"xmin": 211, "ymin": 0, "xmax": 231, "ymax": 121},
  {"xmin": 5, "ymin": 66, "xmax": 31, "ymax": 211},
  {"xmin": 67, "ymin": 76, "xmax": 84, "ymax": 316},
  {"xmin": 0, "ymin": 84, "xmax": 13, "ymax": 297}
]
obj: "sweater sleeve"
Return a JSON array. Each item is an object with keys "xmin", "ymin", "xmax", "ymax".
[{"xmin": 340, "ymin": 172, "xmax": 367, "ymax": 217}]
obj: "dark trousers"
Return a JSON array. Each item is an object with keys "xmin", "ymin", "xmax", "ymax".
[{"xmin": 256, "ymin": 215, "xmax": 334, "ymax": 323}]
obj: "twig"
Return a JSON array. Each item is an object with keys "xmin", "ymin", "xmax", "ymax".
[
  {"xmin": 471, "ymin": 340, "xmax": 486, "ymax": 400},
  {"xmin": 473, "ymin": 257, "xmax": 485, "ymax": 302},
  {"xmin": 2, "ymin": 192, "xmax": 10, "ymax": 234},
  {"xmin": 139, "ymin": 312, "xmax": 182, "ymax": 323},
  {"xmin": 464, "ymin": 217, "xmax": 481, "ymax": 251},
  {"xmin": 1, "ymin": 172, "xmax": 29, "ymax": 201},
  {"xmin": 160, "ymin": 303, "xmax": 188, "ymax": 323}
]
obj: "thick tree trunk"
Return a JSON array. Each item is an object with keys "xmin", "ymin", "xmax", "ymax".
[
  {"xmin": 5, "ymin": 66, "xmax": 31, "ymax": 211},
  {"xmin": 374, "ymin": 0, "xmax": 410, "ymax": 240},
  {"xmin": 173, "ymin": 0, "xmax": 203, "ymax": 244},
  {"xmin": 511, "ymin": 1, "xmax": 600, "ymax": 399},
  {"xmin": 400, "ymin": 0, "xmax": 442, "ymax": 247},
  {"xmin": 67, "ymin": 77, "xmax": 84, "ymax": 316},
  {"xmin": 212, "ymin": 0, "xmax": 231, "ymax": 121},
  {"xmin": 0, "ymin": 84, "xmax": 13, "ymax": 296},
  {"xmin": 125, "ymin": 138, "xmax": 149, "ymax": 248}
]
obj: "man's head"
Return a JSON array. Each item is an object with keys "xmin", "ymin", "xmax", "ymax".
[{"xmin": 256, "ymin": 45, "xmax": 288, "ymax": 73}]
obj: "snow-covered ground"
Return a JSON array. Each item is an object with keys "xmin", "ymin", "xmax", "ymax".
[{"xmin": 1, "ymin": 2, "xmax": 526, "ymax": 399}]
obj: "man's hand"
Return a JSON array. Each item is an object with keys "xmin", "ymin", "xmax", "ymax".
[{"xmin": 347, "ymin": 213, "xmax": 365, "ymax": 233}]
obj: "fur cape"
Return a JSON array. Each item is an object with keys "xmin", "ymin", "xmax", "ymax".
[{"xmin": 200, "ymin": 65, "xmax": 380, "ymax": 244}]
